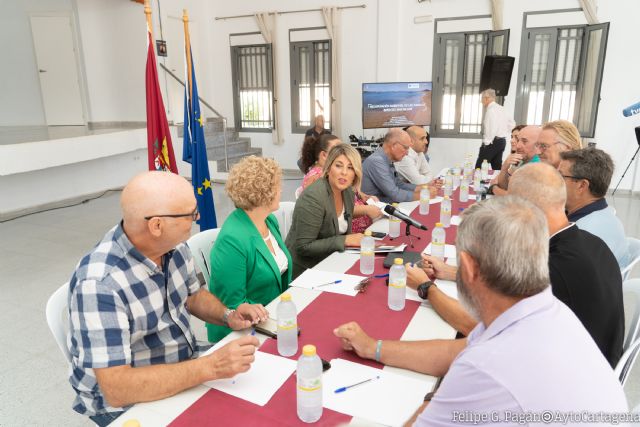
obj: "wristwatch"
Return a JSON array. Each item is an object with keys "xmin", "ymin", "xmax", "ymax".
[
  {"xmin": 222, "ymin": 308, "xmax": 235, "ymax": 326},
  {"xmin": 417, "ymin": 281, "xmax": 436, "ymax": 300}
]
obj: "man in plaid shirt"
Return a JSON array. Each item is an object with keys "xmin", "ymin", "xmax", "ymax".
[{"xmin": 68, "ymin": 171, "xmax": 268, "ymax": 426}]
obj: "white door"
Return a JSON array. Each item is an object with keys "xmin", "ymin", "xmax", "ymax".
[{"xmin": 30, "ymin": 15, "xmax": 85, "ymax": 126}]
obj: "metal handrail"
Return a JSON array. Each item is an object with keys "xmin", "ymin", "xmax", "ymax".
[{"xmin": 159, "ymin": 62, "xmax": 229, "ymax": 171}]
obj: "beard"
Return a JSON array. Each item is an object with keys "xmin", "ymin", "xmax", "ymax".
[{"xmin": 456, "ymin": 268, "xmax": 481, "ymax": 322}]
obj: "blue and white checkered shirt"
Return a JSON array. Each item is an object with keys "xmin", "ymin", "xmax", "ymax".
[{"xmin": 67, "ymin": 222, "xmax": 203, "ymax": 416}]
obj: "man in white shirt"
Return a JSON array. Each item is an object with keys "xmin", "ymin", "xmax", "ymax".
[
  {"xmin": 475, "ymin": 88, "xmax": 515, "ymax": 170},
  {"xmin": 394, "ymin": 126, "xmax": 436, "ymax": 185}
]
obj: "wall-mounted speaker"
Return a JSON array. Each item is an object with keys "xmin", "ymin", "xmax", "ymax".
[{"xmin": 480, "ymin": 55, "xmax": 515, "ymax": 96}]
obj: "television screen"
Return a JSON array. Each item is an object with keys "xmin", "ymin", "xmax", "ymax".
[{"xmin": 362, "ymin": 82, "xmax": 432, "ymax": 129}]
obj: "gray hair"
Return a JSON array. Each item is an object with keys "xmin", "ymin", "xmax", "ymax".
[
  {"xmin": 456, "ymin": 196, "xmax": 549, "ymax": 298},
  {"xmin": 559, "ymin": 147, "xmax": 614, "ymax": 198},
  {"xmin": 383, "ymin": 128, "xmax": 406, "ymax": 144},
  {"xmin": 481, "ymin": 89, "xmax": 496, "ymax": 100},
  {"xmin": 509, "ymin": 162, "xmax": 566, "ymax": 212}
]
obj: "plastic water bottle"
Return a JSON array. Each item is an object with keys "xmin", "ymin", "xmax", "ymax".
[
  {"xmin": 388, "ymin": 258, "xmax": 406, "ymax": 311},
  {"xmin": 277, "ymin": 293, "xmax": 298, "ymax": 357},
  {"xmin": 452, "ymin": 165, "xmax": 461, "ymax": 188},
  {"xmin": 431, "ymin": 223, "xmax": 446, "ymax": 261},
  {"xmin": 459, "ymin": 177, "xmax": 469, "ymax": 202},
  {"xmin": 473, "ymin": 168, "xmax": 482, "ymax": 189},
  {"xmin": 463, "ymin": 157, "xmax": 473, "ymax": 181},
  {"xmin": 444, "ymin": 172, "xmax": 453, "ymax": 197},
  {"xmin": 297, "ymin": 344, "xmax": 323, "ymax": 423},
  {"xmin": 481, "ymin": 159, "xmax": 490, "ymax": 181},
  {"xmin": 388, "ymin": 203, "xmax": 401, "ymax": 238},
  {"xmin": 360, "ymin": 231, "xmax": 375, "ymax": 275},
  {"xmin": 419, "ymin": 185, "xmax": 430, "ymax": 215},
  {"xmin": 440, "ymin": 196, "xmax": 452, "ymax": 228}
]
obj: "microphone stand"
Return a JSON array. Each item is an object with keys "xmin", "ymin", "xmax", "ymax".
[
  {"xmin": 390, "ymin": 222, "xmax": 422, "ymax": 248},
  {"xmin": 612, "ymin": 145, "xmax": 640, "ymax": 195}
]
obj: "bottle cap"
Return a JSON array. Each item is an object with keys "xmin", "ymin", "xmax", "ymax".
[
  {"xmin": 364, "ymin": 230, "xmax": 372, "ymax": 236},
  {"xmin": 392, "ymin": 202, "xmax": 398, "ymax": 207},
  {"xmin": 422, "ymin": 185, "xmax": 429, "ymax": 190},
  {"xmin": 444, "ymin": 196, "xmax": 450, "ymax": 200},
  {"xmin": 302, "ymin": 344, "xmax": 317, "ymax": 356},
  {"xmin": 280, "ymin": 293, "xmax": 292, "ymax": 302},
  {"xmin": 394, "ymin": 257, "xmax": 403, "ymax": 265},
  {"xmin": 435, "ymin": 222, "xmax": 443, "ymax": 227}
]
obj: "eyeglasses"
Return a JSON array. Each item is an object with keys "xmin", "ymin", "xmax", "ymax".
[
  {"xmin": 144, "ymin": 206, "xmax": 199, "ymax": 221},
  {"xmin": 536, "ymin": 141, "xmax": 569, "ymax": 151},
  {"xmin": 396, "ymin": 141, "xmax": 411, "ymax": 152},
  {"xmin": 560, "ymin": 174, "xmax": 588, "ymax": 182}
]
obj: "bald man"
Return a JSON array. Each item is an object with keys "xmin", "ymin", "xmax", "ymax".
[
  {"xmin": 394, "ymin": 126, "xmax": 436, "ymax": 185},
  {"xmin": 492, "ymin": 125, "xmax": 542, "ymax": 193},
  {"xmin": 67, "ymin": 171, "xmax": 268, "ymax": 426}
]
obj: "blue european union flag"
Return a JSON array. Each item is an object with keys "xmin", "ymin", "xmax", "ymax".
[{"xmin": 183, "ymin": 52, "xmax": 217, "ymax": 230}]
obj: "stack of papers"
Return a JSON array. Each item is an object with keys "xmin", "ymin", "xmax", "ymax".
[
  {"xmin": 289, "ymin": 268, "xmax": 369, "ymax": 296},
  {"xmin": 344, "ymin": 243, "xmax": 406, "ymax": 254},
  {"xmin": 322, "ymin": 359, "xmax": 431, "ymax": 426}
]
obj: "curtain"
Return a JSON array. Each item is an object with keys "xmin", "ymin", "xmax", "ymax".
[
  {"xmin": 490, "ymin": 0, "xmax": 504, "ymax": 31},
  {"xmin": 322, "ymin": 6, "xmax": 341, "ymax": 139},
  {"xmin": 578, "ymin": 0, "xmax": 599, "ymax": 24},
  {"xmin": 255, "ymin": 12, "xmax": 283, "ymax": 144}
]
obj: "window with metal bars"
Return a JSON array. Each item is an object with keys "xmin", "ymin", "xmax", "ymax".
[
  {"xmin": 230, "ymin": 44, "xmax": 274, "ymax": 131},
  {"xmin": 432, "ymin": 29, "xmax": 509, "ymax": 137},
  {"xmin": 515, "ymin": 23, "xmax": 609, "ymax": 137},
  {"xmin": 290, "ymin": 40, "xmax": 332, "ymax": 134}
]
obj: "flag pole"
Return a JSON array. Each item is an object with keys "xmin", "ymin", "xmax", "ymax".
[
  {"xmin": 183, "ymin": 9, "xmax": 193, "ymax": 99},
  {"xmin": 144, "ymin": 0, "xmax": 153, "ymax": 37}
]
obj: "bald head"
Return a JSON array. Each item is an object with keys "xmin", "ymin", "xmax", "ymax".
[
  {"xmin": 405, "ymin": 126, "xmax": 428, "ymax": 152},
  {"xmin": 515, "ymin": 126, "xmax": 542, "ymax": 161},
  {"xmin": 384, "ymin": 128, "xmax": 409, "ymax": 144},
  {"xmin": 121, "ymin": 171, "xmax": 195, "ymax": 233},
  {"xmin": 508, "ymin": 162, "xmax": 566, "ymax": 213}
]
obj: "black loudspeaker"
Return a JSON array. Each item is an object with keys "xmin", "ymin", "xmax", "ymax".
[
  {"xmin": 635, "ymin": 126, "xmax": 640, "ymax": 146},
  {"xmin": 480, "ymin": 55, "xmax": 515, "ymax": 96}
]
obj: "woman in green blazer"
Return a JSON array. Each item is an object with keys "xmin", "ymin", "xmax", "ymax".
[
  {"xmin": 207, "ymin": 157, "xmax": 292, "ymax": 342},
  {"xmin": 286, "ymin": 143, "xmax": 379, "ymax": 278}
]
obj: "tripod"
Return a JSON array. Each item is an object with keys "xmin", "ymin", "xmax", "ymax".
[
  {"xmin": 612, "ymin": 142, "xmax": 640, "ymax": 195},
  {"xmin": 390, "ymin": 223, "xmax": 422, "ymax": 248}
]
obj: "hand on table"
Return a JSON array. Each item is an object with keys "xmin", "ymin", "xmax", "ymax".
[
  {"xmin": 429, "ymin": 178, "xmax": 444, "ymax": 189},
  {"xmin": 345, "ymin": 233, "xmax": 365, "ymax": 247},
  {"xmin": 228, "ymin": 303, "xmax": 269, "ymax": 329},
  {"xmin": 421, "ymin": 254, "xmax": 457, "ymax": 281},
  {"xmin": 204, "ymin": 335, "xmax": 259, "ymax": 380},
  {"xmin": 405, "ymin": 263, "xmax": 429, "ymax": 290},
  {"xmin": 333, "ymin": 321, "xmax": 376, "ymax": 360},
  {"xmin": 365, "ymin": 204, "xmax": 383, "ymax": 220}
]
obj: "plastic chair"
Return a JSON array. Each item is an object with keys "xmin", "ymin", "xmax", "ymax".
[
  {"xmin": 623, "ymin": 278, "xmax": 640, "ymax": 352},
  {"xmin": 273, "ymin": 201, "xmax": 296, "ymax": 241},
  {"xmin": 294, "ymin": 186, "xmax": 303, "ymax": 200},
  {"xmin": 45, "ymin": 282, "xmax": 71, "ymax": 363},
  {"xmin": 622, "ymin": 237, "xmax": 640, "ymax": 281},
  {"xmin": 614, "ymin": 338, "xmax": 640, "ymax": 387},
  {"xmin": 186, "ymin": 228, "xmax": 221, "ymax": 284}
]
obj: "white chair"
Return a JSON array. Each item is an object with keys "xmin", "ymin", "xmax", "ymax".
[
  {"xmin": 614, "ymin": 338, "xmax": 640, "ymax": 387},
  {"xmin": 273, "ymin": 201, "xmax": 296, "ymax": 240},
  {"xmin": 46, "ymin": 282, "xmax": 71, "ymax": 363},
  {"xmin": 622, "ymin": 237, "xmax": 640, "ymax": 281},
  {"xmin": 186, "ymin": 228, "xmax": 221, "ymax": 284},
  {"xmin": 623, "ymin": 278, "xmax": 640, "ymax": 352},
  {"xmin": 294, "ymin": 186, "xmax": 303, "ymax": 200}
]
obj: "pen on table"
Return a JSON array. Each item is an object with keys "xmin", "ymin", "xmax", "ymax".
[
  {"xmin": 334, "ymin": 376, "xmax": 380, "ymax": 393},
  {"xmin": 313, "ymin": 279, "xmax": 342, "ymax": 289},
  {"xmin": 374, "ymin": 273, "xmax": 389, "ymax": 278}
]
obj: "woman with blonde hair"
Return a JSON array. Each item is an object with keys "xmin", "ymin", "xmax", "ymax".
[
  {"xmin": 207, "ymin": 156, "xmax": 291, "ymax": 342},
  {"xmin": 538, "ymin": 120, "xmax": 583, "ymax": 168},
  {"xmin": 286, "ymin": 143, "xmax": 381, "ymax": 278}
]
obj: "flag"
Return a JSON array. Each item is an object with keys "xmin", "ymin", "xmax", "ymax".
[
  {"xmin": 145, "ymin": 28, "xmax": 178, "ymax": 173},
  {"xmin": 182, "ymin": 48, "xmax": 217, "ymax": 230}
]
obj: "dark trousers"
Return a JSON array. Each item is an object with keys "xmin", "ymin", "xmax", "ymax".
[{"xmin": 475, "ymin": 137, "xmax": 506, "ymax": 170}]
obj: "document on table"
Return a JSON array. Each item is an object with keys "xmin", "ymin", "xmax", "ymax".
[
  {"xmin": 344, "ymin": 243, "xmax": 407, "ymax": 254},
  {"xmin": 406, "ymin": 278, "xmax": 458, "ymax": 302},
  {"xmin": 289, "ymin": 268, "xmax": 368, "ymax": 296},
  {"xmin": 202, "ymin": 350, "xmax": 296, "ymax": 406},
  {"xmin": 322, "ymin": 359, "xmax": 430, "ymax": 426},
  {"xmin": 423, "ymin": 243, "xmax": 457, "ymax": 259}
]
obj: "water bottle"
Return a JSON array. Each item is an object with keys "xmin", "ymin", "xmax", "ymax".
[
  {"xmin": 360, "ymin": 231, "xmax": 375, "ymax": 275},
  {"xmin": 388, "ymin": 258, "xmax": 406, "ymax": 311},
  {"xmin": 481, "ymin": 159, "xmax": 490, "ymax": 181},
  {"xmin": 463, "ymin": 156, "xmax": 473, "ymax": 181},
  {"xmin": 459, "ymin": 177, "xmax": 469, "ymax": 202},
  {"xmin": 440, "ymin": 196, "xmax": 452, "ymax": 228},
  {"xmin": 473, "ymin": 168, "xmax": 482, "ymax": 189},
  {"xmin": 277, "ymin": 293, "xmax": 298, "ymax": 357},
  {"xmin": 297, "ymin": 344, "xmax": 323, "ymax": 423},
  {"xmin": 452, "ymin": 165, "xmax": 461, "ymax": 188},
  {"xmin": 419, "ymin": 185, "xmax": 430, "ymax": 215},
  {"xmin": 444, "ymin": 172, "xmax": 453, "ymax": 197},
  {"xmin": 388, "ymin": 203, "xmax": 401, "ymax": 238},
  {"xmin": 431, "ymin": 223, "xmax": 446, "ymax": 261}
]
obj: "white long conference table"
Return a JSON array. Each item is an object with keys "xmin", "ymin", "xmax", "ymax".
[{"xmin": 111, "ymin": 201, "xmax": 458, "ymax": 426}]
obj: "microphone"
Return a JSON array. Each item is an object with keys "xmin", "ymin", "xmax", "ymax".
[{"xmin": 383, "ymin": 205, "xmax": 428, "ymax": 231}]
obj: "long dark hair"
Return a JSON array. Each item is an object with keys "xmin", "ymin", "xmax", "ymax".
[{"xmin": 300, "ymin": 134, "xmax": 340, "ymax": 173}]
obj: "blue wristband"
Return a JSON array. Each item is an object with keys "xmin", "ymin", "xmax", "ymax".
[{"xmin": 375, "ymin": 340, "xmax": 382, "ymax": 362}]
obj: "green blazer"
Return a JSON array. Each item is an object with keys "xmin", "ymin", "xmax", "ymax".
[
  {"xmin": 207, "ymin": 209, "xmax": 292, "ymax": 342},
  {"xmin": 285, "ymin": 177, "xmax": 355, "ymax": 278}
]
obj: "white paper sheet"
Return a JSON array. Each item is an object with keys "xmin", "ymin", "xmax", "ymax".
[
  {"xmin": 429, "ymin": 196, "xmax": 443, "ymax": 205},
  {"xmin": 202, "ymin": 350, "xmax": 296, "ymax": 406},
  {"xmin": 366, "ymin": 199, "xmax": 414, "ymax": 217},
  {"xmin": 423, "ymin": 243, "xmax": 457, "ymax": 259},
  {"xmin": 450, "ymin": 215, "xmax": 461, "ymax": 226},
  {"xmin": 322, "ymin": 359, "xmax": 430, "ymax": 426},
  {"xmin": 289, "ymin": 268, "xmax": 367, "ymax": 296},
  {"xmin": 344, "ymin": 243, "xmax": 407, "ymax": 254}
]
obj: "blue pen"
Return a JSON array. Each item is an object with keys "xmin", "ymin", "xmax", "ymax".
[
  {"xmin": 374, "ymin": 273, "xmax": 389, "ymax": 278},
  {"xmin": 334, "ymin": 376, "xmax": 380, "ymax": 393},
  {"xmin": 313, "ymin": 279, "xmax": 342, "ymax": 289}
]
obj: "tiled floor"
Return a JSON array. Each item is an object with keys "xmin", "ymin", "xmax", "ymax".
[{"xmin": 0, "ymin": 183, "xmax": 638, "ymax": 425}]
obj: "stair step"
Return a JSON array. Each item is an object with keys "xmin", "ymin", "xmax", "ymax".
[{"xmin": 215, "ymin": 148, "xmax": 263, "ymax": 173}]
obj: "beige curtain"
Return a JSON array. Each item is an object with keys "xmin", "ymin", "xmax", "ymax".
[
  {"xmin": 578, "ymin": 0, "xmax": 599, "ymax": 24},
  {"xmin": 490, "ymin": 0, "xmax": 504, "ymax": 31},
  {"xmin": 322, "ymin": 7, "xmax": 341, "ymax": 138},
  {"xmin": 255, "ymin": 12, "xmax": 283, "ymax": 144}
]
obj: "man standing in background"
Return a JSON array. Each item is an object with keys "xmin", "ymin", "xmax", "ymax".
[{"xmin": 475, "ymin": 89, "xmax": 515, "ymax": 170}]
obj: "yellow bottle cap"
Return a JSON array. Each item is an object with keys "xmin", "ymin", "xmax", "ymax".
[
  {"xmin": 394, "ymin": 258, "xmax": 403, "ymax": 265},
  {"xmin": 364, "ymin": 230, "xmax": 372, "ymax": 236},
  {"xmin": 280, "ymin": 293, "xmax": 292, "ymax": 302},
  {"xmin": 302, "ymin": 344, "xmax": 317, "ymax": 356},
  {"xmin": 392, "ymin": 202, "xmax": 399, "ymax": 206},
  {"xmin": 435, "ymin": 222, "xmax": 443, "ymax": 227},
  {"xmin": 422, "ymin": 185, "xmax": 429, "ymax": 190},
  {"xmin": 122, "ymin": 420, "xmax": 141, "ymax": 427},
  {"xmin": 444, "ymin": 196, "xmax": 450, "ymax": 200}
]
